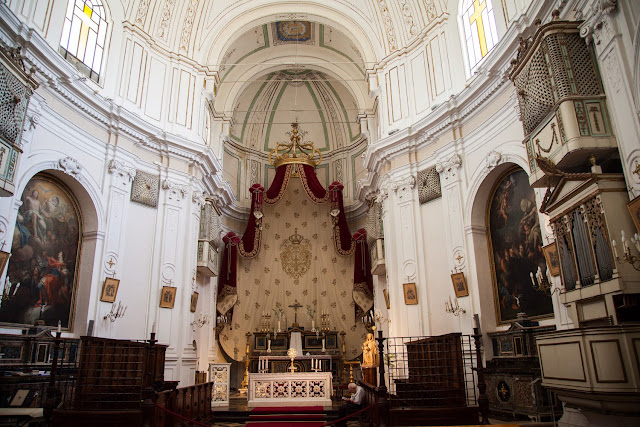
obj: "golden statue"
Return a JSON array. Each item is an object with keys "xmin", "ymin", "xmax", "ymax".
[{"xmin": 361, "ymin": 333, "xmax": 378, "ymax": 367}]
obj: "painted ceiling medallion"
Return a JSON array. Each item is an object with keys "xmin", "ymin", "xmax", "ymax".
[
  {"xmin": 280, "ymin": 228, "xmax": 311, "ymax": 279},
  {"xmin": 273, "ymin": 21, "xmax": 314, "ymax": 45}
]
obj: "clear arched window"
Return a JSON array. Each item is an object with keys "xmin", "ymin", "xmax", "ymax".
[
  {"xmin": 461, "ymin": 0, "xmax": 499, "ymax": 75},
  {"xmin": 59, "ymin": 0, "xmax": 108, "ymax": 83}
]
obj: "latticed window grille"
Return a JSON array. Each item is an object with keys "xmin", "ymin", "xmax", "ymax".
[
  {"xmin": 511, "ymin": 26, "xmax": 601, "ymax": 136},
  {"xmin": 461, "ymin": 0, "xmax": 499, "ymax": 75},
  {"xmin": 0, "ymin": 63, "xmax": 30, "ymax": 145},
  {"xmin": 365, "ymin": 201, "xmax": 384, "ymax": 243},
  {"xmin": 59, "ymin": 0, "xmax": 108, "ymax": 83},
  {"xmin": 418, "ymin": 166, "xmax": 442, "ymax": 204}
]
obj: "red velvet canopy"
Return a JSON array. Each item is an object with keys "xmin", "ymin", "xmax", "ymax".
[{"xmin": 217, "ymin": 163, "xmax": 373, "ymax": 322}]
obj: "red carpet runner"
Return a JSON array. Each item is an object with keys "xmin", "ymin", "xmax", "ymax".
[{"xmin": 245, "ymin": 406, "xmax": 327, "ymax": 426}]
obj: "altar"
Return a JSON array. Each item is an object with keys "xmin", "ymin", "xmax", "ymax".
[{"xmin": 247, "ymin": 372, "xmax": 333, "ymax": 407}]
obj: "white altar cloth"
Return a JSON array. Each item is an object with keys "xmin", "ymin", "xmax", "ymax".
[{"xmin": 247, "ymin": 372, "xmax": 332, "ymax": 407}]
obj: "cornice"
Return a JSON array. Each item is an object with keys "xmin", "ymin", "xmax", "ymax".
[
  {"xmin": 0, "ymin": 4, "xmax": 235, "ymax": 207},
  {"xmin": 357, "ymin": 0, "xmax": 549, "ymax": 202}
]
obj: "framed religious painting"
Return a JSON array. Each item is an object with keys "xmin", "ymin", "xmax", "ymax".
[
  {"xmin": 451, "ymin": 272, "xmax": 469, "ymax": 297},
  {"xmin": 190, "ymin": 292, "xmax": 199, "ymax": 313},
  {"xmin": 403, "ymin": 283, "xmax": 418, "ymax": 305},
  {"xmin": 382, "ymin": 289, "xmax": 391, "ymax": 309},
  {"xmin": 0, "ymin": 173, "xmax": 83, "ymax": 331},
  {"xmin": 627, "ymin": 195, "xmax": 640, "ymax": 234},
  {"xmin": 0, "ymin": 250, "xmax": 10, "ymax": 276},
  {"xmin": 100, "ymin": 278, "xmax": 119, "ymax": 303},
  {"xmin": 159, "ymin": 286, "xmax": 177, "ymax": 309},
  {"xmin": 542, "ymin": 242, "xmax": 561, "ymax": 276},
  {"xmin": 487, "ymin": 166, "xmax": 553, "ymax": 325},
  {"xmin": 270, "ymin": 336, "xmax": 288, "ymax": 350}
]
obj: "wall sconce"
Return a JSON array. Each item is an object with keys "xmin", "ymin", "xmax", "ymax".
[
  {"xmin": 530, "ymin": 265, "xmax": 554, "ymax": 295},
  {"xmin": 104, "ymin": 301, "xmax": 127, "ymax": 322},
  {"xmin": 191, "ymin": 314, "xmax": 210, "ymax": 331},
  {"xmin": 215, "ymin": 314, "xmax": 229, "ymax": 335},
  {"xmin": 612, "ymin": 231, "xmax": 640, "ymax": 271},
  {"xmin": 445, "ymin": 296, "xmax": 465, "ymax": 316}
]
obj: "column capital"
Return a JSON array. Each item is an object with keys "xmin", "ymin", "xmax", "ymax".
[
  {"xmin": 108, "ymin": 159, "xmax": 136, "ymax": 188},
  {"xmin": 578, "ymin": 0, "xmax": 617, "ymax": 46},
  {"xmin": 436, "ymin": 154, "xmax": 462, "ymax": 183}
]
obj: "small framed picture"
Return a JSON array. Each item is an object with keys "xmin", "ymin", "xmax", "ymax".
[
  {"xmin": 100, "ymin": 278, "xmax": 120, "ymax": 303},
  {"xmin": 159, "ymin": 286, "xmax": 177, "ymax": 309},
  {"xmin": 450, "ymin": 272, "xmax": 469, "ymax": 297},
  {"xmin": 382, "ymin": 289, "xmax": 391, "ymax": 309},
  {"xmin": 9, "ymin": 389, "xmax": 31, "ymax": 407},
  {"xmin": 627, "ymin": 195, "xmax": 640, "ymax": 234},
  {"xmin": 0, "ymin": 250, "xmax": 10, "ymax": 276},
  {"xmin": 542, "ymin": 242, "xmax": 561, "ymax": 277},
  {"xmin": 403, "ymin": 283, "xmax": 418, "ymax": 305},
  {"xmin": 190, "ymin": 292, "xmax": 199, "ymax": 313}
]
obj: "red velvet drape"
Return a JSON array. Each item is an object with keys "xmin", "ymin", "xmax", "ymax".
[
  {"xmin": 265, "ymin": 164, "xmax": 292, "ymax": 204},
  {"xmin": 217, "ymin": 232, "xmax": 239, "ymax": 320},
  {"xmin": 329, "ymin": 182, "xmax": 355, "ymax": 255},
  {"xmin": 299, "ymin": 164, "xmax": 329, "ymax": 202}
]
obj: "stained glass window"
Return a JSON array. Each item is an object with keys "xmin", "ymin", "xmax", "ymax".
[
  {"xmin": 59, "ymin": 0, "xmax": 107, "ymax": 82},
  {"xmin": 461, "ymin": 0, "xmax": 499, "ymax": 75}
]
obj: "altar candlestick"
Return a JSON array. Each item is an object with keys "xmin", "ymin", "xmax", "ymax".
[
  {"xmin": 267, "ymin": 339, "xmax": 271, "ymax": 351},
  {"xmin": 57, "ymin": 320, "xmax": 61, "ymax": 334},
  {"xmin": 278, "ymin": 320, "xmax": 281, "ymax": 331},
  {"xmin": 322, "ymin": 338, "xmax": 325, "ymax": 352}
]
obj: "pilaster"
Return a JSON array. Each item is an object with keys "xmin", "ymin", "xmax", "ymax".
[
  {"xmin": 382, "ymin": 172, "xmax": 428, "ymax": 337},
  {"xmin": 578, "ymin": 1, "xmax": 640, "ymax": 194},
  {"xmin": 436, "ymin": 154, "xmax": 472, "ymax": 329}
]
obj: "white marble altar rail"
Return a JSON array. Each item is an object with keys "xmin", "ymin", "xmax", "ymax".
[{"xmin": 247, "ymin": 372, "xmax": 332, "ymax": 407}]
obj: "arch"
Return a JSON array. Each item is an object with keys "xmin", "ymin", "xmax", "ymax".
[
  {"xmin": 6, "ymin": 162, "xmax": 105, "ymax": 337},
  {"xmin": 199, "ymin": 3, "xmax": 382, "ymax": 70}
]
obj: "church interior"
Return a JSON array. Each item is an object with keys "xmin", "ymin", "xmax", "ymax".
[{"xmin": 0, "ymin": 0, "xmax": 639, "ymax": 426}]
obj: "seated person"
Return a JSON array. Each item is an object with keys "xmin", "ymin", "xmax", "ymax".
[{"xmin": 336, "ymin": 382, "xmax": 364, "ymax": 427}]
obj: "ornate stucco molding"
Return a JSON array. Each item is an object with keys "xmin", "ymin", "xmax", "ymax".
[
  {"xmin": 163, "ymin": 179, "xmax": 189, "ymax": 203},
  {"xmin": 435, "ymin": 154, "xmax": 462, "ymax": 183},
  {"xmin": 484, "ymin": 150, "xmax": 503, "ymax": 172},
  {"xmin": 192, "ymin": 190, "xmax": 206, "ymax": 209},
  {"xmin": 57, "ymin": 156, "xmax": 82, "ymax": 177},
  {"xmin": 390, "ymin": 174, "xmax": 416, "ymax": 201},
  {"xmin": 108, "ymin": 159, "xmax": 136, "ymax": 188},
  {"xmin": 577, "ymin": 0, "xmax": 617, "ymax": 45}
]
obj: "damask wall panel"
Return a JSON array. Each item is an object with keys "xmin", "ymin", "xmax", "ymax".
[
  {"xmin": 411, "ymin": 51, "xmax": 430, "ymax": 114},
  {"xmin": 144, "ymin": 57, "xmax": 167, "ymax": 121},
  {"xmin": 217, "ymin": 179, "xmax": 368, "ymax": 360}
]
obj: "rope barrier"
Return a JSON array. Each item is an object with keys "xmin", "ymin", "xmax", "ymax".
[
  {"xmin": 152, "ymin": 402, "xmax": 212, "ymax": 427},
  {"xmin": 322, "ymin": 402, "xmax": 377, "ymax": 426}
]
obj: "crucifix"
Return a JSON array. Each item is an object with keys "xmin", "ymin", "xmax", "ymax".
[{"xmin": 288, "ymin": 299, "xmax": 303, "ymax": 327}]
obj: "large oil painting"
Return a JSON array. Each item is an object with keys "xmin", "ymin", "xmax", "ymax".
[
  {"xmin": 488, "ymin": 167, "xmax": 553, "ymax": 324},
  {"xmin": 0, "ymin": 174, "xmax": 82, "ymax": 330}
]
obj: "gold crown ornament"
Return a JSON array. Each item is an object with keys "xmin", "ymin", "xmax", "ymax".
[{"xmin": 269, "ymin": 122, "xmax": 322, "ymax": 168}]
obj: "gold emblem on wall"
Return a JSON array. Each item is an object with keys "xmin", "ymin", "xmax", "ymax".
[{"xmin": 280, "ymin": 228, "xmax": 311, "ymax": 279}]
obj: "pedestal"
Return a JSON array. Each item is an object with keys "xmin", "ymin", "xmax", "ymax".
[
  {"xmin": 362, "ymin": 366, "xmax": 376, "ymax": 386},
  {"xmin": 208, "ymin": 363, "xmax": 231, "ymax": 407}
]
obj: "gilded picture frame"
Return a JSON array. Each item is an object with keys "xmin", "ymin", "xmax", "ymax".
[
  {"xmin": 542, "ymin": 242, "xmax": 561, "ymax": 277},
  {"xmin": 0, "ymin": 251, "xmax": 10, "ymax": 276},
  {"xmin": 403, "ymin": 283, "xmax": 418, "ymax": 305},
  {"xmin": 100, "ymin": 278, "xmax": 120, "ymax": 303},
  {"xmin": 190, "ymin": 291, "xmax": 199, "ymax": 313},
  {"xmin": 382, "ymin": 288, "xmax": 391, "ymax": 309},
  {"xmin": 627, "ymin": 195, "xmax": 640, "ymax": 234},
  {"xmin": 159, "ymin": 286, "xmax": 177, "ymax": 309},
  {"xmin": 451, "ymin": 272, "xmax": 469, "ymax": 297}
]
